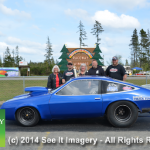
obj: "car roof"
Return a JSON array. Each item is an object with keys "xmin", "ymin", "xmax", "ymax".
[{"xmin": 71, "ymin": 76, "xmax": 140, "ymax": 88}]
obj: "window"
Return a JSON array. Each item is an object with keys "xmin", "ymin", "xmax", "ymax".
[
  {"xmin": 56, "ymin": 80, "xmax": 101, "ymax": 95},
  {"xmin": 101, "ymin": 80, "xmax": 134, "ymax": 94}
]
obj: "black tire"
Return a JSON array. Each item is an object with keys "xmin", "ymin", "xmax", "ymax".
[
  {"xmin": 107, "ymin": 101, "xmax": 138, "ymax": 127},
  {"xmin": 16, "ymin": 107, "xmax": 40, "ymax": 127}
]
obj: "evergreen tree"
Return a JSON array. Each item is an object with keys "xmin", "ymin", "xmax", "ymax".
[
  {"xmin": 4, "ymin": 47, "xmax": 13, "ymax": 67},
  {"xmin": 90, "ymin": 44, "xmax": 104, "ymax": 66},
  {"xmin": 129, "ymin": 29, "xmax": 140, "ymax": 67},
  {"xmin": 15, "ymin": 46, "xmax": 23, "ymax": 66},
  {"xmin": 58, "ymin": 44, "xmax": 69, "ymax": 71},
  {"xmin": 125, "ymin": 59, "xmax": 129, "ymax": 66},
  {"xmin": 139, "ymin": 29, "xmax": 150, "ymax": 67},
  {"xmin": 77, "ymin": 21, "xmax": 87, "ymax": 48},
  {"xmin": 44, "ymin": 37, "xmax": 53, "ymax": 65},
  {"xmin": 91, "ymin": 20, "xmax": 104, "ymax": 45},
  {"xmin": 0, "ymin": 56, "xmax": 2, "ymax": 67}
]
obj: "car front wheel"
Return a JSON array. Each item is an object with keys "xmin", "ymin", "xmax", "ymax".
[
  {"xmin": 107, "ymin": 101, "xmax": 138, "ymax": 127},
  {"xmin": 16, "ymin": 107, "xmax": 40, "ymax": 127}
]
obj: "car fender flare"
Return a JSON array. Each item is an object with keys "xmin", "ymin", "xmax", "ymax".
[
  {"xmin": 14, "ymin": 103, "xmax": 42, "ymax": 119},
  {"xmin": 104, "ymin": 99, "xmax": 141, "ymax": 114}
]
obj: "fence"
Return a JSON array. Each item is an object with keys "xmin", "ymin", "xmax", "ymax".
[{"xmin": 1, "ymin": 75, "xmax": 150, "ymax": 101}]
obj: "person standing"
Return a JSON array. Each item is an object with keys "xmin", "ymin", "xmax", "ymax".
[
  {"xmin": 47, "ymin": 65, "xmax": 62, "ymax": 89},
  {"xmin": 77, "ymin": 63, "xmax": 88, "ymax": 76},
  {"xmin": 88, "ymin": 59, "xmax": 104, "ymax": 76},
  {"xmin": 62, "ymin": 62, "xmax": 75, "ymax": 83},
  {"xmin": 105, "ymin": 56, "xmax": 127, "ymax": 81}
]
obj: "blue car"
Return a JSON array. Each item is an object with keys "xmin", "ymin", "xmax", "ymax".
[{"xmin": 1, "ymin": 76, "xmax": 150, "ymax": 127}]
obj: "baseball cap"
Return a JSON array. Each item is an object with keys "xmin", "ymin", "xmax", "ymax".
[{"xmin": 112, "ymin": 56, "xmax": 118, "ymax": 60}]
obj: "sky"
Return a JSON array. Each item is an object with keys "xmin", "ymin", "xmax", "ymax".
[{"xmin": 0, "ymin": 0, "xmax": 150, "ymax": 65}]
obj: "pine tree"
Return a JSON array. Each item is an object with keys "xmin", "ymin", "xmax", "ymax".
[
  {"xmin": 4, "ymin": 47, "xmax": 13, "ymax": 67},
  {"xmin": 129, "ymin": 29, "xmax": 140, "ymax": 67},
  {"xmin": 125, "ymin": 59, "xmax": 129, "ymax": 66},
  {"xmin": 0, "ymin": 56, "xmax": 2, "ymax": 67},
  {"xmin": 58, "ymin": 45, "xmax": 69, "ymax": 71},
  {"xmin": 44, "ymin": 37, "xmax": 53, "ymax": 66},
  {"xmin": 139, "ymin": 29, "xmax": 150, "ymax": 67},
  {"xmin": 91, "ymin": 20, "xmax": 104, "ymax": 45},
  {"xmin": 15, "ymin": 46, "xmax": 23, "ymax": 66},
  {"xmin": 77, "ymin": 21, "xmax": 87, "ymax": 48},
  {"xmin": 90, "ymin": 44, "xmax": 104, "ymax": 66}
]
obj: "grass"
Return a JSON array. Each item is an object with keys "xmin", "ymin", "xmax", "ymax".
[
  {"xmin": 0, "ymin": 80, "xmax": 47, "ymax": 101},
  {"xmin": 0, "ymin": 79, "xmax": 149, "ymax": 101}
]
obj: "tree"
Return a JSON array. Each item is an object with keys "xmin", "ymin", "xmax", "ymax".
[
  {"xmin": 15, "ymin": 46, "xmax": 23, "ymax": 66},
  {"xmin": 125, "ymin": 59, "xmax": 129, "ymax": 66},
  {"xmin": 139, "ymin": 29, "xmax": 150, "ymax": 68},
  {"xmin": 58, "ymin": 44, "xmax": 70, "ymax": 71},
  {"xmin": 44, "ymin": 37, "xmax": 53, "ymax": 66},
  {"xmin": 77, "ymin": 21, "xmax": 87, "ymax": 48},
  {"xmin": 3, "ymin": 47, "xmax": 13, "ymax": 67},
  {"xmin": 91, "ymin": 20, "xmax": 104, "ymax": 45},
  {"xmin": 0, "ymin": 56, "xmax": 2, "ymax": 67},
  {"xmin": 129, "ymin": 29, "xmax": 140, "ymax": 67},
  {"xmin": 90, "ymin": 44, "xmax": 104, "ymax": 66}
]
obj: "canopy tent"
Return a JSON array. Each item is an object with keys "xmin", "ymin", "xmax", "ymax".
[{"xmin": 131, "ymin": 67, "xmax": 142, "ymax": 70}]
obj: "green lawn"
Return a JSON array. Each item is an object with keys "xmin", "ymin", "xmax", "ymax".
[
  {"xmin": 0, "ymin": 80, "xmax": 47, "ymax": 101},
  {"xmin": 0, "ymin": 79, "xmax": 149, "ymax": 101}
]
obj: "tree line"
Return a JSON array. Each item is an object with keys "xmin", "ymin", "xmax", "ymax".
[
  {"xmin": 0, "ymin": 37, "xmax": 58, "ymax": 75},
  {"xmin": 130, "ymin": 28, "xmax": 150, "ymax": 71}
]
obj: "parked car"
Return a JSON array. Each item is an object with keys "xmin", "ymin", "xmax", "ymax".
[{"xmin": 1, "ymin": 76, "xmax": 150, "ymax": 128}]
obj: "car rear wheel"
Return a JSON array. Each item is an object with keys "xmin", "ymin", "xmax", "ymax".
[
  {"xmin": 16, "ymin": 107, "xmax": 40, "ymax": 127},
  {"xmin": 107, "ymin": 101, "xmax": 138, "ymax": 127}
]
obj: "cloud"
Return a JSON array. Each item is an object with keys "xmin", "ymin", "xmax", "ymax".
[
  {"xmin": 65, "ymin": 9, "xmax": 140, "ymax": 29},
  {"xmin": 65, "ymin": 9, "xmax": 90, "ymax": 21},
  {"xmin": 65, "ymin": 42, "xmax": 79, "ymax": 48},
  {"xmin": 86, "ymin": 0, "xmax": 150, "ymax": 11},
  {"xmin": 0, "ymin": 1, "xmax": 31, "ymax": 19},
  {"xmin": 6, "ymin": 37, "xmax": 45, "ymax": 51}
]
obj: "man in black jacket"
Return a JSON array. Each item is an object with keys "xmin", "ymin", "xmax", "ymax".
[{"xmin": 88, "ymin": 59, "xmax": 104, "ymax": 76}]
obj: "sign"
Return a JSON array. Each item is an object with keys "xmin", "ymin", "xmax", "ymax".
[
  {"xmin": 19, "ymin": 61, "xmax": 28, "ymax": 66},
  {"xmin": 69, "ymin": 49, "xmax": 93, "ymax": 58},
  {"xmin": 0, "ymin": 109, "xmax": 5, "ymax": 147},
  {"xmin": 0, "ymin": 67, "xmax": 19, "ymax": 77}
]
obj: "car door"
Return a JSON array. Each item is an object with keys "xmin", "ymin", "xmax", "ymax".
[{"xmin": 49, "ymin": 79, "xmax": 102, "ymax": 119}]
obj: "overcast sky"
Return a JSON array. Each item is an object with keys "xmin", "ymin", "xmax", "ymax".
[{"xmin": 0, "ymin": 0, "xmax": 150, "ymax": 65}]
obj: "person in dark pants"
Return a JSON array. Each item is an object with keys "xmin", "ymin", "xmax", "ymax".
[
  {"xmin": 62, "ymin": 62, "xmax": 75, "ymax": 83},
  {"xmin": 88, "ymin": 59, "xmax": 105, "ymax": 76},
  {"xmin": 47, "ymin": 65, "xmax": 62, "ymax": 89},
  {"xmin": 105, "ymin": 56, "xmax": 127, "ymax": 81}
]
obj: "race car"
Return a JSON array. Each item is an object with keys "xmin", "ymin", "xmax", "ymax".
[{"xmin": 1, "ymin": 76, "xmax": 150, "ymax": 127}]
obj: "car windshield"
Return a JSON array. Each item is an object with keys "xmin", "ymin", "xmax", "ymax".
[{"xmin": 50, "ymin": 79, "xmax": 71, "ymax": 94}]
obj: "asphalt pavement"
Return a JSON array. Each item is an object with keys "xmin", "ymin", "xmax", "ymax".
[{"xmin": 1, "ymin": 103, "xmax": 150, "ymax": 150}]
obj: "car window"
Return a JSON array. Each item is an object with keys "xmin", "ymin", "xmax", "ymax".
[
  {"xmin": 56, "ymin": 80, "xmax": 101, "ymax": 95},
  {"xmin": 101, "ymin": 80, "xmax": 134, "ymax": 94}
]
